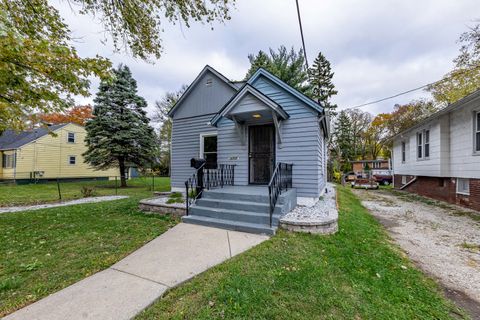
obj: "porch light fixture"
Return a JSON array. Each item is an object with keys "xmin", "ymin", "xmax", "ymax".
[{"xmin": 252, "ymin": 113, "xmax": 261, "ymax": 118}]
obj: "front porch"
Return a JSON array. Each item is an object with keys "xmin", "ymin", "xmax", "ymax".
[{"xmin": 182, "ymin": 185, "xmax": 297, "ymax": 235}]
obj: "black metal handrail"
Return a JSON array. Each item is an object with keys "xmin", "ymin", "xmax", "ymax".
[
  {"xmin": 185, "ymin": 164, "xmax": 235, "ymax": 215},
  {"xmin": 267, "ymin": 162, "xmax": 293, "ymax": 227}
]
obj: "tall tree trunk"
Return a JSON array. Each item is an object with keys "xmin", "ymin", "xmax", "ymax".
[{"xmin": 118, "ymin": 157, "xmax": 127, "ymax": 187}]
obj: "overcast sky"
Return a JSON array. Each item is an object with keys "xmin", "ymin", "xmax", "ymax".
[{"xmin": 55, "ymin": 0, "xmax": 478, "ymax": 119}]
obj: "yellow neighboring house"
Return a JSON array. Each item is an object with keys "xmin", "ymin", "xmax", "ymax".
[{"xmin": 0, "ymin": 123, "xmax": 118, "ymax": 182}]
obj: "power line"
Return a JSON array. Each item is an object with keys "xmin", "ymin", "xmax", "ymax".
[
  {"xmin": 347, "ymin": 63, "xmax": 480, "ymax": 110},
  {"xmin": 295, "ymin": 0, "xmax": 309, "ymax": 70},
  {"xmin": 347, "ymin": 83, "xmax": 431, "ymax": 109}
]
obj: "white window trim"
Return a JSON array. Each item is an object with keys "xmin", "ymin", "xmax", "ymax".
[
  {"xmin": 417, "ymin": 132, "xmax": 423, "ymax": 159},
  {"xmin": 2, "ymin": 153, "xmax": 15, "ymax": 169},
  {"xmin": 68, "ymin": 155, "xmax": 76, "ymax": 165},
  {"xmin": 424, "ymin": 129, "xmax": 430, "ymax": 159},
  {"xmin": 456, "ymin": 178, "xmax": 470, "ymax": 196},
  {"xmin": 67, "ymin": 132, "xmax": 76, "ymax": 143},
  {"xmin": 416, "ymin": 129, "xmax": 430, "ymax": 160},
  {"xmin": 474, "ymin": 110, "xmax": 480, "ymax": 154},
  {"xmin": 199, "ymin": 132, "xmax": 217, "ymax": 159}
]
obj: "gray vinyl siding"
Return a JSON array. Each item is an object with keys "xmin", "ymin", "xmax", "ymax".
[
  {"xmin": 254, "ymin": 76, "xmax": 324, "ymax": 198},
  {"xmin": 216, "ymin": 75, "xmax": 325, "ymax": 198},
  {"xmin": 231, "ymin": 94, "xmax": 269, "ymax": 114},
  {"xmin": 172, "ymin": 70, "xmax": 237, "ymax": 119},
  {"xmin": 217, "ymin": 117, "xmax": 249, "ymax": 185},
  {"xmin": 170, "ymin": 114, "xmax": 217, "ymax": 189}
]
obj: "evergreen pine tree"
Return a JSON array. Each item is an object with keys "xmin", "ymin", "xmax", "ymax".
[
  {"xmin": 83, "ymin": 64, "xmax": 157, "ymax": 187},
  {"xmin": 332, "ymin": 110, "xmax": 353, "ymax": 172},
  {"xmin": 308, "ymin": 52, "xmax": 338, "ymax": 116},
  {"xmin": 245, "ymin": 46, "xmax": 311, "ymax": 95}
]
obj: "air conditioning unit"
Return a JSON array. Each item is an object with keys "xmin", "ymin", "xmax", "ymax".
[{"xmin": 30, "ymin": 171, "xmax": 45, "ymax": 179}]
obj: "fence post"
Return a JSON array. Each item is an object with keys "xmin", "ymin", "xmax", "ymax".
[
  {"xmin": 56, "ymin": 178, "xmax": 62, "ymax": 200},
  {"xmin": 115, "ymin": 176, "xmax": 118, "ymax": 195},
  {"xmin": 152, "ymin": 174, "xmax": 155, "ymax": 191}
]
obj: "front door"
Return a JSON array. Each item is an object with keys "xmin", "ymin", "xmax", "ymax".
[{"xmin": 249, "ymin": 125, "xmax": 275, "ymax": 184}]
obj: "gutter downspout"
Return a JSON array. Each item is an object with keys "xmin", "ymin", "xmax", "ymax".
[{"xmin": 13, "ymin": 149, "xmax": 17, "ymax": 182}]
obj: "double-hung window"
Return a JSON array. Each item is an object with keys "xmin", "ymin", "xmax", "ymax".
[
  {"xmin": 417, "ymin": 129, "xmax": 430, "ymax": 159},
  {"xmin": 68, "ymin": 132, "xmax": 75, "ymax": 143},
  {"xmin": 68, "ymin": 156, "xmax": 76, "ymax": 165},
  {"xmin": 417, "ymin": 132, "xmax": 423, "ymax": 159},
  {"xmin": 475, "ymin": 111, "xmax": 480, "ymax": 153},
  {"xmin": 424, "ymin": 129, "xmax": 430, "ymax": 158},
  {"xmin": 401, "ymin": 141, "xmax": 406, "ymax": 163},
  {"xmin": 200, "ymin": 133, "xmax": 217, "ymax": 169},
  {"xmin": 2, "ymin": 153, "xmax": 15, "ymax": 168}
]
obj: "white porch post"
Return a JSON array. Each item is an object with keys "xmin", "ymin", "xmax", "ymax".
[{"xmin": 272, "ymin": 111, "xmax": 283, "ymax": 146}]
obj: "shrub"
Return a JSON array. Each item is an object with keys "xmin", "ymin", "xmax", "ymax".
[
  {"xmin": 166, "ymin": 192, "xmax": 184, "ymax": 204},
  {"xmin": 80, "ymin": 186, "xmax": 96, "ymax": 198}
]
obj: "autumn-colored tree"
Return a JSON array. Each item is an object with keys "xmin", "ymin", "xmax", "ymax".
[
  {"xmin": 427, "ymin": 22, "xmax": 480, "ymax": 104},
  {"xmin": 1, "ymin": 0, "xmax": 235, "ymax": 133},
  {"xmin": 38, "ymin": 105, "xmax": 93, "ymax": 126},
  {"xmin": 364, "ymin": 113, "xmax": 390, "ymax": 160},
  {"xmin": 380, "ymin": 100, "xmax": 438, "ymax": 137}
]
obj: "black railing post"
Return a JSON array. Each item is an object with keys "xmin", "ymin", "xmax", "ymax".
[
  {"xmin": 184, "ymin": 164, "xmax": 235, "ymax": 215},
  {"xmin": 196, "ymin": 166, "xmax": 204, "ymax": 199},
  {"xmin": 220, "ymin": 165, "xmax": 224, "ymax": 187},
  {"xmin": 185, "ymin": 181, "xmax": 189, "ymax": 216}
]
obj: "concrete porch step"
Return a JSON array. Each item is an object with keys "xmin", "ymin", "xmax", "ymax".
[
  {"xmin": 203, "ymin": 187, "xmax": 296, "ymax": 204},
  {"xmin": 182, "ymin": 215, "xmax": 276, "ymax": 235},
  {"xmin": 182, "ymin": 186, "xmax": 297, "ymax": 235},
  {"xmin": 189, "ymin": 205, "xmax": 282, "ymax": 225},
  {"xmin": 195, "ymin": 198, "xmax": 285, "ymax": 214}
]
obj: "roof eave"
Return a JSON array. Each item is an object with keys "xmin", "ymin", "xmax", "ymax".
[
  {"xmin": 246, "ymin": 68, "xmax": 324, "ymax": 114},
  {"xmin": 210, "ymin": 84, "xmax": 289, "ymax": 127},
  {"xmin": 391, "ymin": 89, "xmax": 480, "ymax": 141}
]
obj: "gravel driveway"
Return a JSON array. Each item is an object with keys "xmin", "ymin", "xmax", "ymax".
[{"xmin": 352, "ymin": 188, "xmax": 480, "ymax": 317}]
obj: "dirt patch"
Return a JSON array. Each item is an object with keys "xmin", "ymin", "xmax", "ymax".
[{"xmin": 353, "ymin": 189, "xmax": 480, "ymax": 319}]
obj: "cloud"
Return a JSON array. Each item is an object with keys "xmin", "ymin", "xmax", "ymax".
[{"xmin": 52, "ymin": 0, "xmax": 479, "ymax": 118}]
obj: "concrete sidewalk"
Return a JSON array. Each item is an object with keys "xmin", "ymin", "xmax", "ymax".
[{"xmin": 4, "ymin": 223, "xmax": 269, "ymax": 320}]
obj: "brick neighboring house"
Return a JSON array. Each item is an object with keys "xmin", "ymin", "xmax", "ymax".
[
  {"xmin": 351, "ymin": 159, "xmax": 390, "ymax": 174},
  {"xmin": 391, "ymin": 89, "xmax": 480, "ymax": 211}
]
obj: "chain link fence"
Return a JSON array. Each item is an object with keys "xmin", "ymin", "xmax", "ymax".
[{"xmin": 0, "ymin": 173, "xmax": 170, "ymax": 206}]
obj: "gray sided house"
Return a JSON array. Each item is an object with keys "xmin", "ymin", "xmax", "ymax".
[{"xmin": 168, "ymin": 65, "xmax": 328, "ymax": 234}]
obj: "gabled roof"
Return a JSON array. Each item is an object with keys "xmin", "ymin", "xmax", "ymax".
[
  {"xmin": 391, "ymin": 88, "xmax": 480, "ymax": 140},
  {"xmin": 210, "ymin": 84, "xmax": 289, "ymax": 126},
  {"xmin": 247, "ymin": 68, "xmax": 324, "ymax": 114},
  {"xmin": 0, "ymin": 123, "xmax": 68, "ymax": 151},
  {"xmin": 167, "ymin": 65, "xmax": 239, "ymax": 117}
]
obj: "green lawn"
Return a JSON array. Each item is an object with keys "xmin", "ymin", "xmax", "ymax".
[
  {"xmin": 0, "ymin": 178, "xmax": 177, "ymax": 317},
  {"xmin": 137, "ymin": 185, "xmax": 466, "ymax": 320},
  {"xmin": 0, "ymin": 176, "xmax": 169, "ymax": 207}
]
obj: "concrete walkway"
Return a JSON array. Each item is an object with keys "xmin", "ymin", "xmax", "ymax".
[
  {"xmin": 4, "ymin": 223, "xmax": 269, "ymax": 320},
  {"xmin": 0, "ymin": 196, "xmax": 129, "ymax": 214}
]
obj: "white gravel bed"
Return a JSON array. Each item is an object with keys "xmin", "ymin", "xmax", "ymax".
[
  {"xmin": 140, "ymin": 196, "xmax": 186, "ymax": 208},
  {"xmin": 353, "ymin": 189, "xmax": 480, "ymax": 303},
  {"xmin": 0, "ymin": 196, "xmax": 129, "ymax": 214},
  {"xmin": 281, "ymin": 183, "xmax": 338, "ymax": 225}
]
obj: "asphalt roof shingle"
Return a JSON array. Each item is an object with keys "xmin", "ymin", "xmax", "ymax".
[{"xmin": 0, "ymin": 124, "xmax": 68, "ymax": 150}]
